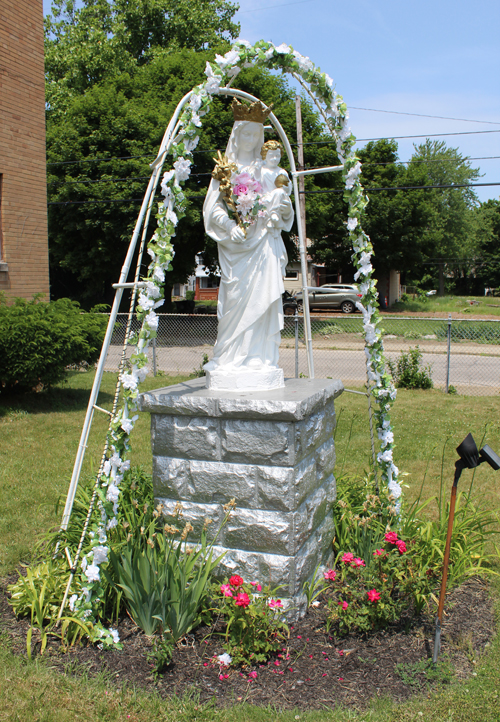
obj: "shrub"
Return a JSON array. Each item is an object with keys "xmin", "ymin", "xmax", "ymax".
[
  {"xmin": 213, "ymin": 576, "xmax": 289, "ymax": 666},
  {"xmin": 0, "ymin": 296, "xmax": 108, "ymax": 392},
  {"xmin": 388, "ymin": 346, "xmax": 433, "ymax": 389}
]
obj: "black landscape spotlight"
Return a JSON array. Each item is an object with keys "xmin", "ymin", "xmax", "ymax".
[{"xmin": 433, "ymin": 433, "xmax": 500, "ymax": 664}]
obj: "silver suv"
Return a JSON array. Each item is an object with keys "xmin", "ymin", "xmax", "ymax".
[{"xmin": 295, "ymin": 284, "xmax": 362, "ymax": 314}]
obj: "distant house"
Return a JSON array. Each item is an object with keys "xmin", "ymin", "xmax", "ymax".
[
  {"xmin": 0, "ymin": 0, "xmax": 49, "ymax": 300},
  {"xmin": 191, "ymin": 254, "xmax": 220, "ymax": 301}
]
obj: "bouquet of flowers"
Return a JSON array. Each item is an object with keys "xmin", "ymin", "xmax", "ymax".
[{"xmin": 212, "ymin": 152, "xmax": 266, "ymax": 236}]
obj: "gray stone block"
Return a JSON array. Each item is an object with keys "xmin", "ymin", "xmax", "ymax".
[
  {"xmin": 224, "ymin": 506, "xmax": 292, "ymax": 555},
  {"xmin": 221, "ymin": 418, "xmax": 293, "ymax": 466},
  {"xmin": 152, "ymin": 415, "xmax": 221, "ymax": 461},
  {"xmin": 316, "ymin": 437, "xmax": 336, "ymax": 481},
  {"xmin": 187, "ymin": 459, "xmax": 257, "ymax": 507},
  {"xmin": 153, "ymin": 457, "xmax": 189, "ymax": 499},
  {"xmin": 158, "ymin": 498, "xmax": 224, "ymax": 545}
]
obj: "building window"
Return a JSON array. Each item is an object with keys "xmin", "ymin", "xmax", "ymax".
[
  {"xmin": 285, "ymin": 270, "xmax": 298, "ymax": 280},
  {"xmin": 200, "ymin": 277, "xmax": 220, "ymax": 289}
]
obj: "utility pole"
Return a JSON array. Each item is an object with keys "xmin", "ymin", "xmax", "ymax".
[{"xmin": 295, "ymin": 95, "xmax": 307, "ymax": 246}]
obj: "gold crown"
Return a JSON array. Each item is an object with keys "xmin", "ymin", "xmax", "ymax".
[{"xmin": 231, "ymin": 98, "xmax": 274, "ymax": 123}]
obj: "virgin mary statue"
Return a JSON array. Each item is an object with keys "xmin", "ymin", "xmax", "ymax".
[{"xmin": 203, "ymin": 99, "xmax": 294, "ymax": 391}]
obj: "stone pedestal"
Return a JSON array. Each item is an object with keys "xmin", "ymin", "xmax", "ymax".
[{"xmin": 139, "ymin": 377, "xmax": 343, "ymax": 618}]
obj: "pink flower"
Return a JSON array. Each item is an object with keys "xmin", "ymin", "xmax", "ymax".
[
  {"xmin": 251, "ymin": 180, "xmax": 263, "ymax": 194},
  {"xmin": 233, "ymin": 183, "xmax": 248, "ymax": 196},
  {"xmin": 269, "ymin": 598, "xmax": 283, "ymax": 609},
  {"xmin": 248, "ymin": 671, "xmax": 257, "ymax": 679},
  {"xmin": 385, "ymin": 532, "xmax": 398, "ymax": 544},
  {"xmin": 234, "ymin": 592, "xmax": 250, "ymax": 607},
  {"xmin": 373, "ymin": 549, "xmax": 385, "ymax": 557},
  {"xmin": 342, "ymin": 552, "xmax": 354, "ymax": 564},
  {"xmin": 338, "ymin": 600, "xmax": 349, "ymax": 610},
  {"xmin": 229, "ymin": 575, "xmax": 244, "ymax": 587},
  {"xmin": 250, "ymin": 581, "xmax": 262, "ymax": 591},
  {"xmin": 367, "ymin": 589, "xmax": 381, "ymax": 603},
  {"xmin": 396, "ymin": 540, "xmax": 407, "ymax": 554},
  {"xmin": 323, "ymin": 568, "xmax": 336, "ymax": 581},
  {"xmin": 220, "ymin": 584, "xmax": 233, "ymax": 597},
  {"xmin": 352, "ymin": 557, "xmax": 366, "ymax": 567},
  {"xmin": 233, "ymin": 172, "xmax": 253, "ymax": 186}
]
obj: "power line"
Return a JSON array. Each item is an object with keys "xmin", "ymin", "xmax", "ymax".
[{"xmin": 349, "ymin": 106, "xmax": 500, "ymax": 126}]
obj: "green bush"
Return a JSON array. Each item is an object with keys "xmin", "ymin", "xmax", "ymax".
[
  {"xmin": 0, "ymin": 296, "xmax": 108, "ymax": 392},
  {"xmin": 388, "ymin": 346, "xmax": 433, "ymax": 389}
]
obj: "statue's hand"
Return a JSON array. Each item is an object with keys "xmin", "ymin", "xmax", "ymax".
[
  {"xmin": 230, "ymin": 225, "xmax": 246, "ymax": 243},
  {"xmin": 279, "ymin": 196, "xmax": 292, "ymax": 215}
]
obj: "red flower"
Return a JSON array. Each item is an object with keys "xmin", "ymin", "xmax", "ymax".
[
  {"xmin": 385, "ymin": 532, "xmax": 398, "ymax": 544},
  {"xmin": 367, "ymin": 589, "xmax": 381, "ymax": 603},
  {"xmin": 396, "ymin": 540, "xmax": 407, "ymax": 554},
  {"xmin": 229, "ymin": 575, "xmax": 244, "ymax": 587},
  {"xmin": 234, "ymin": 592, "xmax": 250, "ymax": 607},
  {"xmin": 323, "ymin": 568, "xmax": 336, "ymax": 581},
  {"xmin": 341, "ymin": 552, "xmax": 354, "ymax": 564},
  {"xmin": 338, "ymin": 600, "xmax": 349, "ymax": 610},
  {"xmin": 373, "ymin": 548, "xmax": 385, "ymax": 557},
  {"xmin": 352, "ymin": 557, "xmax": 366, "ymax": 568}
]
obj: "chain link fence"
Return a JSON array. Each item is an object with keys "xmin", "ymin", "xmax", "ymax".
[{"xmin": 105, "ymin": 313, "xmax": 500, "ymax": 395}]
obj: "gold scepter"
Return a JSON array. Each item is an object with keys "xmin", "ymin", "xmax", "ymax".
[{"xmin": 211, "ymin": 151, "xmax": 246, "ymax": 236}]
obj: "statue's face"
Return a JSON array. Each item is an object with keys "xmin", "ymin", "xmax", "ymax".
[
  {"xmin": 237, "ymin": 123, "xmax": 262, "ymax": 153},
  {"xmin": 265, "ymin": 149, "xmax": 281, "ymax": 168}
]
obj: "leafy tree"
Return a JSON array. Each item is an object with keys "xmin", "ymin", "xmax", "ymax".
[
  {"xmin": 472, "ymin": 199, "xmax": 500, "ymax": 290},
  {"xmin": 405, "ymin": 139, "xmax": 481, "ymax": 294}
]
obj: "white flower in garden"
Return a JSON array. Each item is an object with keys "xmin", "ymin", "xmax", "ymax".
[
  {"xmin": 145, "ymin": 311, "xmax": 158, "ymax": 330},
  {"xmin": 120, "ymin": 372, "xmax": 138, "ymax": 391},
  {"xmin": 345, "ymin": 161, "xmax": 361, "ymax": 190},
  {"xmin": 69, "ymin": 594, "xmax": 78, "ymax": 612},
  {"xmin": 275, "ymin": 43, "xmax": 291, "ymax": 54},
  {"xmin": 218, "ymin": 653, "xmax": 232, "ymax": 666},
  {"xmin": 93, "ymin": 545, "xmax": 109, "ymax": 565},
  {"xmin": 85, "ymin": 564, "xmax": 101, "ymax": 583},
  {"xmin": 347, "ymin": 217, "xmax": 358, "ymax": 232},
  {"xmin": 173, "ymin": 157, "xmax": 191, "ymax": 182},
  {"xmin": 106, "ymin": 517, "xmax": 118, "ymax": 531},
  {"xmin": 109, "ymin": 628, "xmax": 120, "ymax": 644}
]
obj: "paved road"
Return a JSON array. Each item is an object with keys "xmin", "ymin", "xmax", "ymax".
[{"xmin": 104, "ymin": 343, "xmax": 499, "ymax": 395}]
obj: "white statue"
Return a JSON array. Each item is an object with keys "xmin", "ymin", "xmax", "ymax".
[{"xmin": 203, "ymin": 99, "xmax": 294, "ymax": 391}]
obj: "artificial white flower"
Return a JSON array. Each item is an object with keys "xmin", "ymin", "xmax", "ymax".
[
  {"xmin": 378, "ymin": 448, "xmax": 393, "ymax": 464},
  {"xmin": 106, "ymin": 517, "xmax": 118, "ymax": 531},
  {"xmin": 138, "ymin": 292, "xmax": 155, "ymax": 311},
  {"xmin": 215, "ymin": 49, "xmax": 240, "ymax": 69},
  {"xmin": 135, "ymin": 366, "xmax": 149, "ymax": 383},
  {"xmin": 364, "ymin": 322, "xmax": 378, "ymax": 346},
  {"xmin": 153, "ymin": 266, "xmax": 165, "ymax": 283},
  {"xmin": 109, "ymin": 628, "xmax": 120, "ymax": 644},
  {"xmin": 234, "ymin": 38, "xmax": 251, "ymax": 47},
  {"xmin": 92, "ymin": 545, "xmax": 109, "ymax": 565},
  {"xmin": 161, "ymin": 170, "xmax": 175, "ymax": 196},
  {"xmin": 85, "ymin": 564, "xmax": 101, "ymax": 583},
  {"xmin": 106, "ymin": 484, "xmax": 120, "ymax": 503},
  {"xmin": 184, "ymin": 135, "xmax": 200, "ymax": 154},
  {"xmin": 264, "ymin": 46, "xmax": 275, "ymax": 60},
  {"xmin": 347, "ymin": 217, "xmax": 358, "ymax": 232},
  {"xmin": 145, "ymin": 281, "xmax": 161, "ymax": 299},
  {"xmin": 293, "ymin": 50, "xmax": 313, "ymax": 73},
  {"xmin": 81, "ymin": 557, "xmax": 88, "ymax": 573},
  {"xmin": 378, "ymin": 429, "xmax": 394, "ymax": 446},
  {"xmin": 173, "ymin": 157, "xmax": 191, "ymax": 182},
  {"xmin": 189, "ymin": 93, "xmax": 202, "ymax": 112},
  {"xmin": 275, "ymin": 43, "xmax": 291, "ymax": 54},
  {"xmin": 218, "ymin": 653, "xmax": 232, "ymax": 666},
  {"xmin": 345, "ymin": 161, "xmax": 361, "ymax": 190},
  {"xmin": 69, "ymin": 594, "xmax": 78, "ymax": 612},
  {"xmin": 102, "ymin": 459, "xmax": 111, "ymax": 477},
  {"xmin": 121, "ymin": 417, "xmax": 135, "ymax": 434},
  {"xmin": 204, "ymin": 62, "xmax": 223, "ymax": 94},
  {"xmin": 145, "ymin": 311, "xmax": 158, "ymax": 330},
  {"xmin": 119, "ymin": 372, "xmax": 138, "ymax": 391},
  {"xmin": 167, "ymin": 207, "xmax": 178, "ymax": 226},
  {"xmin": 227, "ymin": 65, "xmax": 241, "ymax": 78}
]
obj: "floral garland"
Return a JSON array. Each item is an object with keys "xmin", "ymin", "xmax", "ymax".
[{"xmin": 68, "ymin": 39, "xmax": 400, "ymax": 645}]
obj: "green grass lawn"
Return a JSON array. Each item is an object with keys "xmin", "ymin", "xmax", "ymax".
[
  {"xmin": 390, "ymin": 294, "xmax": 500, "ymax": 318},
  {"xmin": 1, "ymin": 370, "xmax": 500, "ymax": 720}
]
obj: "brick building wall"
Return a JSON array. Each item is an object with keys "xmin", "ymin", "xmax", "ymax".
[{"xmin": 0, "ymin": 0, "xmax": 49, "ymax": 300}]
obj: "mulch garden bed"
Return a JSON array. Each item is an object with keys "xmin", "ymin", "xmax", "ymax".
[{"xmin": 0, "ymin": 576, "xmax": 495, "ymax": 711}]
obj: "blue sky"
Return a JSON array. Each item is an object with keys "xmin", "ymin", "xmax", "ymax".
[{"xmin": 43, "ymin": 0, "xmax": 500, "ymax": 201}]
